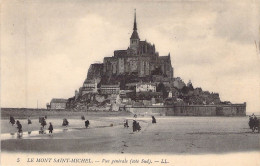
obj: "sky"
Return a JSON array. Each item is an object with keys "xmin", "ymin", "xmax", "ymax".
[{"xmin": 1, "ymin": 0, "xmax": 260, "ymax": 113}]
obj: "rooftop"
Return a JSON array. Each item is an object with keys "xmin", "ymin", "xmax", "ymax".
[{"xmin": 50, "ymin": 98, "xmax": 68, "ymax": 103}]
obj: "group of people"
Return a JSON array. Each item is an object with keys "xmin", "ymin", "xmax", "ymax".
[
  {"xmin": 10, "ymin": 114, "xmax": 157, "ymax": 137},
  {"xmin": 39, "ymin": 116, "xmax": 53, "ymax": 135},
  {"xmin": 9, "ymin": 116, "xmax": 33, "ymax": 137},
  {"xmin": 249, "ymin": 113, "xmax": 259, "ymax": 132},
  {"xmin": 124, "ymin": 115, "xmax": 157, "ymax": 132},
  {"xmin": 9, "ymin": 116, "xmax": 54, "ymax": 137},
  {"xmin": 9, "ymin": 116, "xmax": 23, "ymax": 133}
]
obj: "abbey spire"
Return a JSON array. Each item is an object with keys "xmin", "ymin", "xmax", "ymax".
[
  {"xmin": 130, "ymin": 9, "xmax": 140, "ymax": 50},
  {"xmin": 133, "ymin": 9, "xmax": 137, "ymax": 31}
]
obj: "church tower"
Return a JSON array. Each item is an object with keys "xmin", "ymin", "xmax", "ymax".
[{"xmin": 130, "ymin": 9, "xmax": 140, "ymax": 52}]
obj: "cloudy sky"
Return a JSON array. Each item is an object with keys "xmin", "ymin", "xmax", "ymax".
[{"xmin": 1, "ymin": 0, "xmax": 260, "ymax": 113}]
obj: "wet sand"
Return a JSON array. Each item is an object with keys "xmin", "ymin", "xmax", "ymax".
[{"xmin": 1, "ymin": 116, "xmax": 260, "ymax": 154}]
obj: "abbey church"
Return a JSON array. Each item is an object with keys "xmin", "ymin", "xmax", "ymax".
[
  {"xmin": 103, "ymin": 11, "xmax": 173, "ymax": 78},
  {"xmin": 84, "ymin": 10, "xmax": 173, "ymax": 88}
]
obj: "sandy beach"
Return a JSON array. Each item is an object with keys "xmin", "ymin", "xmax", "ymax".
[{"xmin": 1, "ymin": 116, "xmax": 259, "ymax": 154}]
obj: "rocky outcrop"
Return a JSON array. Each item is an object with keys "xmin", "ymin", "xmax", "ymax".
[{"xmin": 85, "ymin": 63, "xmax": 103, "ymax": 82}]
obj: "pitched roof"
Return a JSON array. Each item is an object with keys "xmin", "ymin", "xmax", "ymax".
[
  {"xmin": 130, "ymin": 30, "xmax": 140, "ymax": 39},
  {"xmin": 158, "ymin": 56, "xmax": 170, "ymax": 60},
  {"xmin": 114, "ymin": 50, "xmax": 127, "ymax": 57},
  {"xmin": 84, "ymin": 79, "xmax": 95, "ymax": 84},
  {"xmin": 50, "ymin": 98, "xmax": 68, "ymax": 103},
  {"xmin": 136, "ymin": 82, "xmax": 156, "ymax": 86},
  {"xmin": 100, "ymin": 84, "xmax": 120, "ymax": 88}
]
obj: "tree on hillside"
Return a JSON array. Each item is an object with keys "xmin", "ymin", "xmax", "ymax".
[
  {"xmin": 187, "ymin": 82, "xmax": 194, "ymax": 91},
  {"xmin": 181, "ymin": 86, "xmax": 189, "ymax": 94},
  {"xmin": 156, "ymin": 82, "xmax": 168, "ymax": 99}
]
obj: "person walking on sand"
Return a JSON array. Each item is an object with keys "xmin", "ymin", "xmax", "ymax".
[
  {"xmin": 124, "ymin": 119, "xmax": 129, "ymax": 128},
  {"xmin": 39, "ymin": 117, "xmax": 47, "ymax": 128},
  {"xmin": 152, "ymin": 116, "xmax": 156, "ymax": 124},
  {"xmin": 85, "ymin": 120, "xmax": 90, "ymax": 128},
  {"xmin": 28, "ymin": 117, "xmax": 32, "ymax": 125},
  {"xmin": 133, "ymin": 120, "xmax": 137, "ymax": 132},
  {"xmin": 16, "ymin": 120, "xmax": 23, "ymax": 137},
  {"xmin": 81, "ymin": 115, "xmax": 85, "ymax": 120},
  {"xmin": 62, "ymin": 118, "xmax": 69, "ymax": 127},
  {"xmin": 39, "ymin": 126, "xmax": 45, "ymax": 134},
  {"xmin": 9, "ymin": 116, "xmax": 15, "ymax": 126},
  {"xmin": 48, "ymin": 122, "xmax": 53, "ymax": 136}
]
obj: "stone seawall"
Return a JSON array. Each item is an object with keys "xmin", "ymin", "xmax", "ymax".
[
  {"xmin": 1, "ymin": 108, "xmax": 132, "ymax": 119},
  {"xmin": 120, "ymin": 103, "xmax": 246, "ymax": 116}
]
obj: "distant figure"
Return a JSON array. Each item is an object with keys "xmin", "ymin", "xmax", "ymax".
[
  {"xmin": 85, "ymin": 120, "xmax": 90, "ymax": 128},
  {"xmin": 39, "ymin": 117, "xmax": 47, "ymax": 128},
  {"xmin": 152, "ymin": 116, "xmax": 156, "ymax": 124},
  {"xmin": 62, "ymin": 118, "xmax": 69, "ymax": 127},
  {"xmin": 16, "ymin": 120, "xmax": 23, "ymax": 137},
  {"xmin": 124, "ymin": 120, "xmax": 129, "ymax": 128},
  {"xmin": 81, "ymin": 115, "xmax": 85, "ymax": 120},
  {"xmin": 9, "ymin": 116, "xmax": 15, "ymax": 126},
  {"xmin": 253, "ymin": 116, "xmax": 259, "ymax": 132},
  {"xmin": 249, "ymin": 116, "xmax": 254, "ymax": 129},
  {"xmin": 39, "ymin": 126, "xmax": 45, "ymax": 134},
  {"xmin": 133, "ymin": 120, "xmax": 141, "ymax": 132},
  {"xmin": 133, "ymin": 120, "xmax": 137, "ymax": 132},
  {"xmin": 45, "ymin": 115, "xmax": 48, "ymax": 119},
  {"xmin": 48, "ymin": 122, "xmax": 53, "ymax": 135},
  {"xmin": 249, "ymin": 115, "xmax": 259, "ymax": 132},
  {"xmin": 136, "ymin": 122, "xmax": 141, "ymax": 132},
  {"xmin": 28, "ymin": 117, "xmax": 32, "ymax": 125},
  {"xmin": 134, "ymin": 114, "xmax": 137, "ymax": 118}
]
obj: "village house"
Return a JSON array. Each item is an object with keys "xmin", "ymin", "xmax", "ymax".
[
  {"xmin": 136, "ymin": 82, "xmax": 156, "ymax": 92},
  {"xmin": 81, "ymin": 79, "xmax": 98, "ymax": 95},
  {"xmin": 168, "ymin": 88, "xmax": 179, "ymax": 98},
  {"xmin": 100, "ymin": 84, "xmax": 120, "ymax": 94},
  {"xmin": 50, "ymin": 98, "xmax": 68, "ymax": 109}
]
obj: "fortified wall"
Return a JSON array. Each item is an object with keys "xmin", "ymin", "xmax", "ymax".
[{"xmin": 121, "ymin": 103, "xmax": 246, "ymax": 116}]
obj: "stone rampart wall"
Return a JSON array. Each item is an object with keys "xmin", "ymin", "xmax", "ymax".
[{"xmin": 120, "ymin": 104, "xmax": 246, "ymax": 116}]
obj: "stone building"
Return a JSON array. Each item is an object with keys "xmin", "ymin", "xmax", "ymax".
[
  {"xmin": 50, "ymin": 98, "xmax": 67, "ymax": 109},
  {"xmin": 81, "ymin": 79, "xmax": 98, "ymax": 95},
  {"xmin": 136, "ymin": 82, "xmax": 156, "ymax": 92},
  {"xmin": 168, "ymin": 88, "xmax": 179, "ymax": 98},
  {"xmin": 79, "ymin": 10, "xmax": 174, "ymax": 87},
  {"xmin": 102, "ymin": 11, "xmax": 173, "ymax": 78},
  {"xmin": 100, "ymin": 84, "xmax": 120, "ymax": 94}
]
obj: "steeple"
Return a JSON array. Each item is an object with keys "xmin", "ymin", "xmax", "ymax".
[
  {"xmin": 130, "ymin": 9, "xmax": 140, "ymax": 52},
  {"xmin": 130, "ymin": 9, "xmax": 140, "ymax": 40},
  {"xmin": 133, "ymin": 9, "xmax": 137, "ymax": 31}
]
